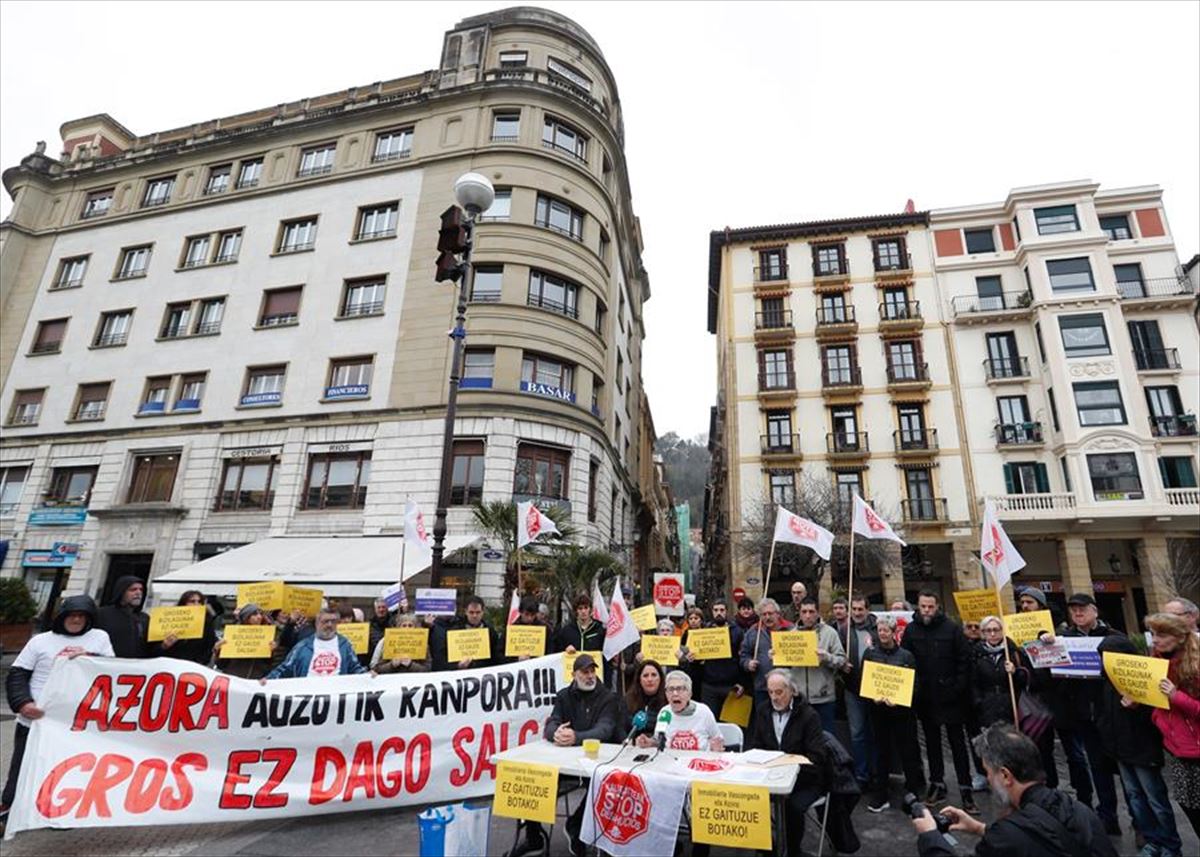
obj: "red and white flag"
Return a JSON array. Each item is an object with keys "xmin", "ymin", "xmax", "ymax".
[
  {"xmin": 516, "ymin": 500, "xmax": 560, "ymax": 548},
  {"xmin": 603, "ymin": 580, "xmax": 639, "ymax": 661},
  {"xmin": 404, "ymin": 499, "xmax": 433, "ymax": 565},
  {"xmin": 773, "ymin": 507, "xmax": 835, "ymax": 560},
  {"xmin": 506, "ymin": 589, "xmax": 520, "ymax": 625},
  {"xmin": 980, "ymin": 499, "xmax": 1025, "ymax": 590},
  {"xmin": 591, "ymin": 578, "xmax": 609, "ymax": 625},
  {"xmin": 851, "ymin": 494, "xmax": 906, "ymax": 545}
]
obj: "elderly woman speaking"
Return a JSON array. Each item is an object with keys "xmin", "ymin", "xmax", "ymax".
[{"xmin": 662, "ymin": 670, "xmax": 725, "ymax": 751}]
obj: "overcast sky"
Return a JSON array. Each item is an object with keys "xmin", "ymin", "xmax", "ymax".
[{"xmin": 3, "ymin": 1, "xmax": 1197, "ymax": 439}]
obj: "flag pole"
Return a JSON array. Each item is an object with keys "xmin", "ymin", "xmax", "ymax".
[
  {"xmin": 845, "ymin": 530, "xmax": 856, "ymax": 657},
  {"xmin": 751, "ymin": 538, "xmax": 778, "ymax": 663},
  {"xmin": 990, "ymin": 562, "xmax": 1022, "ymax": 731}
]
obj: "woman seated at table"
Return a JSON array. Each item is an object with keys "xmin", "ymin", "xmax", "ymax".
[
  {"xmin": 662, "ymin": 670, "xmax": 725, "ymax": 751},
  {"xmin": 624, "ymin": 659, "xmax": 667, "ymax": 747}
]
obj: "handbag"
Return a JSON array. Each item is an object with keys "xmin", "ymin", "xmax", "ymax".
[{"xmin": 1018, "ymin": 690, "xmax": 1053, "ymax": 740}]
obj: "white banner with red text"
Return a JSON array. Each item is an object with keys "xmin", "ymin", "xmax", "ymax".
[{"xmin": 7, "ymin": 653, "xmax": 562, "ymax": 837}]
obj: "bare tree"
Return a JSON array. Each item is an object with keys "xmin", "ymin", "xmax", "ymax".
[
  {"xmin": 732, "ymin": 473, "xmax": 906, "ymax": 600},
  {"xmin": 1149, "ymin": 537, "xmax": 1200, "ymax": 603}
]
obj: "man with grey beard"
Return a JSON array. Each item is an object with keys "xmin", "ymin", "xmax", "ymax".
[{"xmin": 914, "ymin": 724, "xmax": 1116, "ymax": 857}]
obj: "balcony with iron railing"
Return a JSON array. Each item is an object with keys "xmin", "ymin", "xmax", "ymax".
[
  {"xmin": 952, "ymin": 291, "xmax": 1033, "ymax": 320},
  {"xmin": 826, "ymin": 431, "xmax": 869, "ymax": 456},
  {"xmin": 93, "ymin": 332, "xmax": 128, "ymax": 348},
  {"xmin": 761, "ymin": 433, "xmax": 802, "ymax": 457},
  {"xmin": 753, "ymin": 263, "xmax": 790, "ymax": 284},
  {"xmin": 754, "ymin": 310, "xmax": 794, "ymax": 342},
  {"xmin": 1134, "ymin": 348, "xmax": 1181, "ymax": 372},
  {"xmin": 527, "ymin": 294, "xmax": 579, "ymax": 320},
  {"xmin": 821, "ymin": 365, "xmax": 863, "ymax": 393},
  {"xmin": 984, "ymin": 356, "xmax": 1031, "ymax": 382},
  {"xmin": 815, "ymin": 305, "xmax": 858, "ymax": 338},
  {"xmin": 894, "ymin": 428, "xmax": 938, "ymax": 453},
  {"xmin": 901, "ymin": 497, "xmax": 947, "ymax": 523},
  {"xmin": 1150, "ymin": 414, "xmax": 1198, "ymax": 438},
  {"xmin": 886, "ymin": 362, "xmax": 930, "ymax": 390},
  {"xmin": 874, "ymin": 251, "xmax": 912, "ymax": 277},
  {"xmin": 1117, "ymin": 276, "xmax": 1194, "ymax": 303},
  {"xmin": 481, "ymin": 67, "xmax": 612, "ymax": 123},
  {"xmin": 996, "ymin": 422, "xmax": 1044, "ymax": 446},
  {"xmin": 757, "ymin": 371, "xmax": 796, "ymax": 398},
  {"xmin": 878, "ymin": 301, "xmax": 923, "ymax": 333},
  {"xmin": 812, "ymin": 260, "xmax": 850, "ymax": 285}
]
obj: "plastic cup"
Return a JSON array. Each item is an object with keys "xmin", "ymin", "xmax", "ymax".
[{"xmin": 582, "ymin": 739, "xmax": 600, "ymax": 758}]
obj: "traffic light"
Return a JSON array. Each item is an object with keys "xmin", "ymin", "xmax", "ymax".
[{"xmin": 435, "ymin": 205, "xmax": 471, "ymax": 283}]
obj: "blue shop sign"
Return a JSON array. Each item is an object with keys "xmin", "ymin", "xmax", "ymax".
[
  {"xmin": 520, "ymin": 380, "xmax": 576, "ymax": 404},
  {"xmin": 240, "ymin": 391, "xmax": 282, "ymax": 406},
  {"xmin": 23, "ymin": 542, "xmax": 80, "ymax": 568},
  {"xmin": 325, "ymin": 384, "xmax": 369, "ymax": 400},
  {"xmin": 28, "ymin": 507, "xmax": 88, "ymax": 526}
]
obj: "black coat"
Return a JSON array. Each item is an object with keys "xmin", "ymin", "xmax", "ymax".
[
  {"xmin": 836, "ymin": 615, "xmax": 879, "ymax": 694},
  {"xmin": 902, "ymin": 612, "xmax": 970, "ymax": 723},
  {"xmin": 747, "ymin": 697, "xmax": 829, "ymax": 790},
  {"xmin": 918, "ymin": 783, "xmax": 1117, "ymax": 857},
  {"xmin": 553, "ymin": 619, "xmax": 606, "ymax": 655},
  {"xmin": 971, "ymin": 640, "xmax": 1030, "ymax": 727},
  {"xmin": 158, "ymin": 612, "xmax": 217, "ymax": 665},
  {"xmin": 1094, "ymin": 636, "xmax": 1164, "ymax": 768},
  {"xmin": 543, "ymin": 682, "xmax": 621, "ymax": 744},
  {"xmin": 1046, "ymin": 621, "xmax": 1125, "ymax": 729},
  {"xmin": 696, "ymin": 622, "xmax": 747, "ymax": 689},
  {"xmin": 93, "ymin": 576, "xmax": 150, "ymax": 659}
]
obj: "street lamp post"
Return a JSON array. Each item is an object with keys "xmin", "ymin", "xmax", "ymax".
[{"xmin": 429, "ymin": 172, "xmax": 494, "ymax": 588}]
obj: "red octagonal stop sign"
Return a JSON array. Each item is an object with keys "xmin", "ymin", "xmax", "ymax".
[
  {"xmin": 654, "ymin": 576, "xmax": 684, "ymax": 609},
  {"xmin": 593, "ymin": 769, "xmax": 652, "ymax": 845}
]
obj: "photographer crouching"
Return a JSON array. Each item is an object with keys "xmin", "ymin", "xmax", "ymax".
[{"xmin": 912, "ymin": 724, "xmax": 1117, "ymax": 857}]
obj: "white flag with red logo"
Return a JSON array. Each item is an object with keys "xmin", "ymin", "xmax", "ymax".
[
  {"xmin": 851, "ymin": 494, "xmax": 906, "ymax": 545},
  {"xmin": 516, "ymin": 500, "xmax": 560, "ymax": 548},
  {"xmin": 580, "ymin": 765, "xmax": 688, "ymax": 857},
  {"xmin": 506, "ymin": 589, "xmax": 520, "ymax": 625},
  {"xmin": 773, "ymin": 507, "xmax": 835, "ymax": 560},
  {"xmin": 404, "ymin": 499, "xmax": 433, "ymax": 566},
  {"xmin": 591, "ymin": 578, "xmax": 609, "ymax": 625},
  {"xmin": 603, "ymin": 580, "xmax": 640, "ymax": 661},
  {"xmin": 980, "ymin": 500, "xmax": 1025, "ymax": 590}
]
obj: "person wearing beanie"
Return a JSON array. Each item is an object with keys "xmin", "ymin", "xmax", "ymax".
[
  {"xmin": 2, "ymin": 595, "xmax": 113, "ymax": 826},
  {"xmin": 212, "ymin": 603, "xmax": 279, "ymax": 680}
]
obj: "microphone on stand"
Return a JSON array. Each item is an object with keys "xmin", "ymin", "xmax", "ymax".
[
  {"xmin": 654, "ymin": 709, "xmax": 673, "ymax": 753},
  {"xmin": 622, "ymin": 708, "xmax": 649, "ymax": 746}
]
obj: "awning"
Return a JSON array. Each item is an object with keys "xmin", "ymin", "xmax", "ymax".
[{"xmin": 150, "ymin": 535, "xmax": 480, "ymax": 603}]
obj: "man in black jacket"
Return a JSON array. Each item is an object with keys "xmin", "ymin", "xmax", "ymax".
[
  {"xmin": 430, "ymin": 596, "xmax": 500, "ymax": 671},
  {"xmin": 915, "ymin": 724, "xmax": 1117, "ymax": 857},
  {"xmin": 552, "ymin": 594, "xmax": 606, "ymax": 654},
  {"xmin": 863, "ymin": 613, "xmax": 924, "ymax": 812},
  {"xmin": 903, "ymin": 589, "xmax": 977, "ymax": 813},
  {"xmin": 542, "ymin": 654, "xmax": 620, "ymax": 856},
  {"xmin": 93, "ymin": 575, "xmax": 150, "ymax": 658},
  {"xmin": 837, "ymin": 594, "xmax": 880, "ymax": 789},
  {"xmin": 747, "ymin": 668, "xmax": 829, "ymax": 857},
  {"xmin": 696, "ymin": 596, "xmax": 747, "ymax": 717}
]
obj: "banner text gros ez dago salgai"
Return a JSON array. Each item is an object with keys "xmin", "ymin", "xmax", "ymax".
[{"xmin": 8, "ymin": 653, "xmax": 564, "ymax": 836}]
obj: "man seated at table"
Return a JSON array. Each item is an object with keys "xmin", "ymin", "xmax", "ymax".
[
  {"xmin": 747, "ymin": 668, "xmax": 830, "ymax": 857},
  {"xmin": 531, "ymin": 654, "xmax": 620, "ymax": 857}
]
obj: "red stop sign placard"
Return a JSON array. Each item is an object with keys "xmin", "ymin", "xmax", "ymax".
[
  {"xmin": 593, "ymin": 769, "xmax": 652, "ymax": 845},
  {"xmin": 654, "ymin": 576, "xmax": 684, "ymax": 609}
]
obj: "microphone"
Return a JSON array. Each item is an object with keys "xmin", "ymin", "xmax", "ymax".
[
  {"xmin": 623, "ymin": 709, "xmax": 649, "ymax": 745},
  {"xmin": 654, "ymin": 708, "xmax": 673, "ymax": 752}
]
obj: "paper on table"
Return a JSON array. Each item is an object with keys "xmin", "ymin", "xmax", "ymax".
[{"xmin": 738, "ymin": 749, "xmax": 784, "ymax": 765}]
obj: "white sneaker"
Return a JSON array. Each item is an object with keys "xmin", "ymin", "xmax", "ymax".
[{"xmin": 970, "ymin": 773, "xmax": 988, "ymax": 792}]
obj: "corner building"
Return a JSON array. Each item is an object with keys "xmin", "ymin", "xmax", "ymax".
[{"xmin": 0, "ymin": 8, "xmax": 651, "ymax": 607}]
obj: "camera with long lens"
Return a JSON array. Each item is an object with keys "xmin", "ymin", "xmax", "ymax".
[{"xmin": 903, "ymin": 792, "xmax": 952, "ymax": 834}]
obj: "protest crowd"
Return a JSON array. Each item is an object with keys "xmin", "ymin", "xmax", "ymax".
[{"xmin": 2, "ymin": 503, "xmax": 1198, "ymax": 857}]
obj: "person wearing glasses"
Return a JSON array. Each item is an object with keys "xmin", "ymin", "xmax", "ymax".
[{"xmin": 661, "ymin": 670, "xmax": 724, "ymax": 751}]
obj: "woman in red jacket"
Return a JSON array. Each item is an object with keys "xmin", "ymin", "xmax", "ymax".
[{"xmin": 1145, "ymin": 612, "xmax": 1200, "ymax": 838}]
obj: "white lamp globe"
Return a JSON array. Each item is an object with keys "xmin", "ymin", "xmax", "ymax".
[{"xmin": 454, "ymin": 172, "xmax": 495, "ymax": 216}]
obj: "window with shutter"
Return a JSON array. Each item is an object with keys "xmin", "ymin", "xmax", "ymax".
[{"xmin": 259, "ymin": 288, "xmax": 302, "ymax": 326}]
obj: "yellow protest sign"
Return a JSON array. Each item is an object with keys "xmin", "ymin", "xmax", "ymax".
[
  {"xmin": 382, "ymin": 627, "xmax": 428, "ymax": 660},
  {"xmin": 339, "ymin": 622, "xmax": 370, "ymax": 654},
  {"xmin": 954, "ymin": 589, "xmax": 1003, "ymax": 625},
  {"xmin": 147, "ymin": 606, "xmax": 206, "ymax": 642},
  {"xmin": 493, "ymin": 760, "xmax": 559, "ymax": 825},
  {"xmin": 686, "ymin": 627, "xmax": 732, "ymax": 661},
  {"xmin": 772, "ymin": 630, "xmax": 818, "ymax": 667},
  {"xmin": 447, "ymin": 627, "xmax": 491, "ymax": 662},
  {"xmin": 719, "ymin": 691, "xmax": 752, "ymax": 727},
  {"xmin": 1002, "ymin": 610, "xmax": 1054, "ymax": 645},
  {"xmin": 283, "ymin": 586, "xmax": 324, "ymax": 618},
  {"xmin": 237, "ymin": 580, "xmax": 285, "ymax": 611},
  {"xmin": 505, "ymin": 625, "xmax": 547, "ymax": 658},
  {"xmin": 220, "ymin": 625, "xmax": 275, "ymax": 659},
  {"xmin": 563, "ymin": 650, "xmax": 604, "ymax": 682},
  {"xmin": 691, "ymin": 783, "xmax": 772, "ymax": 850},
  {"xmin": 1103, "ymin": 651, "xmax": 1170, "ymax": 709},
  {"xmin": 860, "ymin": 660, "xmax": 915, "ymax": 707},
  {"xmin": 630, "ymin": 604, "xmax": 658, "ymax": 631},
  {"xmin": 641, "ymin": 634, "xmax": 680, "ymax": 666}
]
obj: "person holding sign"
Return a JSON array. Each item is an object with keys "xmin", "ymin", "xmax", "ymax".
[
  {"xmin": 970, "ymin": 616, "xmax": 1030, "ymax": 728},
  {"xmin": 1095, "ymin": 635, "xmax": 1183, "ymax": 857},
  {"xmin": 211, "ymin": 603, "xmax": 279, "ymax": 680},
  {"xmin": 1145, "ymin": 613, "xmax": 1200, "ymax": 838},
  {"xmin": 552, "ymin": 593, "xmax": 606, "ymax": 656},
  {"xmin": 739, "ymin": 597, "xmax": 794, "ymax": 712},
  {"xmin": 154, "ymin": 590, "xmax": 217, "ymax": 665},
  {"xmin": 696, "ymin": 597, "xmax": 748, "ymax": 719},
  {"xmin": 503, "ymin": 596, "xmax": 549, "ymax": 663},
  {"xmin": 370, "ymin": 613, "xmax": 430, "ymax": 673},
  {"xmin": 746, "ymin": 669, "xmax": 830, "ymax": 857},
  {"xmin": 433, "ymin": 596, "xmax": 499, "ymax": 671},
  {"xmin": 263, "ymin": 607, "xmax": 368, "ymax": 679},
  {"xmin": 862, "ymin": 614, "xmax": 924, "ymax": 813},
  {"xmin": 788, "ymin": 597, "xmax": 846, "ymax": 734}
]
